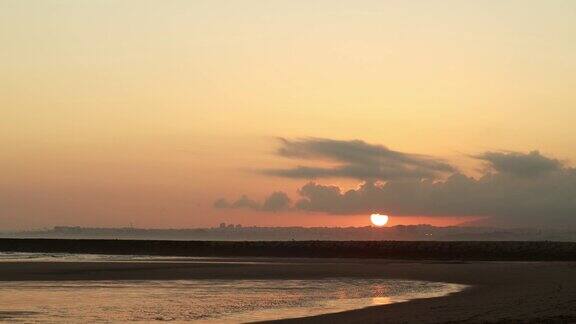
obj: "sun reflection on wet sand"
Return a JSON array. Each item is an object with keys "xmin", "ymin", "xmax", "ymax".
[
  {"xmin": 0, "ymin": 279, "xmax": 466, "ymax": 322},
  {"xmin": 372, "ymin": 296, "xmax": 392, "ymax": 305}
]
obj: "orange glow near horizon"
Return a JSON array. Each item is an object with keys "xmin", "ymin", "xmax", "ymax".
[{"xmin": 211, "ymin": 210, "xmax": 483, "ymax": 229}]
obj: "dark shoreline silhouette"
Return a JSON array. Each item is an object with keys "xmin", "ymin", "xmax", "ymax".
[{"xmin": 2, "ymin": 238, "xmax": 576, "ymax": 261}]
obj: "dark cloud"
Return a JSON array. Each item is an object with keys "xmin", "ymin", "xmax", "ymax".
[
  {"xmin": 214, "ymin": 195, "xmax": 259, "ymax": 210},
  {"xmin": 262, "ymin": 192, "xmax": 291, "ymax": 212},
  {"xmin": 262, "ymin": 138, "xmax": 456, "ymax": 181},
  {"xmin": 217, "ymin": 139, "xmax": 576, "ymax": 227},
  {"xmin": 214, "ymin": 192, "xmax": 290, "ymax": 213},
  {"xmin": 293, "ymin": 151, "xmax": 576, "ymax": 227},
  {"xmin": 476, "ymin": 150, "xmax": 562, "ymax": 177},
  {"xmin": 213, "ymin": 198, "xmax": 230, "ymax": 209}
]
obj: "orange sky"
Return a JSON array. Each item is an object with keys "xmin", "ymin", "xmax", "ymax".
[{"xmin": 1, "ymin": 1, "xmax": 576, "ymax": 229}]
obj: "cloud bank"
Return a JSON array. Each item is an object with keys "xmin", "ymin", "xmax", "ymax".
[
  {"xmin": 262, "ymin": 138, "xmax": 455, "ymax": 181},
  {"xmin": 214, "ymin": 191, "xmax": 291, "ymax": 212},
  {"xmin": 215, "ymin": 138, "xmax": 576, "ymax": 227}
]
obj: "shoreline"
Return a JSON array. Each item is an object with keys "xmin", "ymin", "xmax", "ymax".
[{"xmin": 0, "ymin": 258, "xmax": 574, "ymax": 322}]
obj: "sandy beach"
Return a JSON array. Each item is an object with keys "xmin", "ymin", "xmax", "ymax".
[{"xmin": 0, "ymin": 258, "xmax": 575, "ymax": 323}]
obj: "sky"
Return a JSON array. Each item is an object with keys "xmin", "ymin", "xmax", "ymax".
[{"xmin": 1, "ymin": 0, "xmax": 576, "ymax": 230}]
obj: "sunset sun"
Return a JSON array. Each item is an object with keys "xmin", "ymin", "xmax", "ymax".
[{"xmin": 370, "ymin": 214, "xmax": 389, "ymax": 227}]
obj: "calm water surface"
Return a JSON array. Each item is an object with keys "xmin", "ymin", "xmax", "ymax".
[{"xmin": 0, "ymin": 253, "xmax": 467, "ymax": 322}]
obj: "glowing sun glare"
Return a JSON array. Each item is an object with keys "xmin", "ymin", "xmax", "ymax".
[{"xmin": 370, "ymin": 214, "xmax": 389, "ymax": 227}]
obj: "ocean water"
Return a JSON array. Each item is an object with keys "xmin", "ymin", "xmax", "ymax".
[
  {"xmin": 0, "ymin": 253, "xmax": 467, "ymax": 322},
  {"xmin": 0, "ymin": 279, "xmax": 466, "ymax": 323}
]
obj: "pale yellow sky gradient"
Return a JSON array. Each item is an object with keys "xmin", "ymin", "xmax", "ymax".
[{"xmin": 1, "ymin": 0, "xmax": 575, "ymax": 229}]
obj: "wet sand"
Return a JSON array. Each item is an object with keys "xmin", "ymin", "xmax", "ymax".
[{"xmin": 0, "ymin": 258, "xmax": 575, "ymax": 323}]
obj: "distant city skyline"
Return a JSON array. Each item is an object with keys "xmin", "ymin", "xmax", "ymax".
[{"xmin": 7, "ymin": 224, "xmax": 576, "ymax": 242}]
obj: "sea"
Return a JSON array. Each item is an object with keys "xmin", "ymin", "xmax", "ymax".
[{"xmin": 0, "ymin": 253, "xmax": 467, "ymax": 323}]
